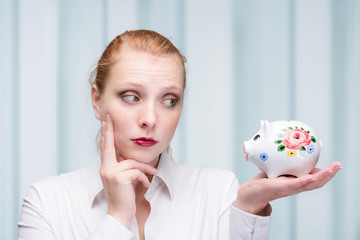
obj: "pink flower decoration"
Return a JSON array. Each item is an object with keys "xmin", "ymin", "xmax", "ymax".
[{"xmin": 282, "ymin": 129, "xmax": 311, "ymax": 150}]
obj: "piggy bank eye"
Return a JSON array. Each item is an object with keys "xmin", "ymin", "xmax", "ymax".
[{"xmin": 253, "ymin": 134, "xmax": 260, "ymax": 141}]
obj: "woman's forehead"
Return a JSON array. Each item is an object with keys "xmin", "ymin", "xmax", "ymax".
[{"xmin": 107, "ymin": 49, "xmax": 185, "ymax": 88}]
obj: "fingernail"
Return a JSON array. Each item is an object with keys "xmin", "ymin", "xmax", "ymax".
[
  {"xmin": 106, "ymin": 114, "xmax": 110, "ymax": 120},
  {"xmin": 335, "ymin": 164, "xmax": 343, "ymax": 171}
]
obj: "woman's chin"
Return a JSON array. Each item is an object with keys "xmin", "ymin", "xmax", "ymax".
[{"xmin": 117, "ymin": 150, "xmax": 160, "ymax": 166}]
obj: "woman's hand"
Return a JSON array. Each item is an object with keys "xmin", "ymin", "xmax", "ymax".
[
  {"xmin": 100, "ymin": 114, "xmax": 157, "ymax": 228},
  {"xmin": 233, "ymin": 161, "xmax": 342, "ymax": 216}
]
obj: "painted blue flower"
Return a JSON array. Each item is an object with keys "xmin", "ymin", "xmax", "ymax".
[
  {"xmin": 307, "ymin": 144, "xmax": 315, "ymax": 154},
  {"xmin": 259, "ymin": 152, "xmax": 269, "ymax": 162}
]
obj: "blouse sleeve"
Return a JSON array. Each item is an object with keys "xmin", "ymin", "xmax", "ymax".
[
  {"xmin": 229, "ymin": 204, "xmax": 271, "ymax": 240},
  {"xmin": 217, "ymin": 171, "xmax": 271, "ymax": 240}
]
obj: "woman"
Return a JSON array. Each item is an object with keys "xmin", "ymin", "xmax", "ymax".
[{"xmin": 18, "ymin": 30, "xmax": 342, "ymax": 240}]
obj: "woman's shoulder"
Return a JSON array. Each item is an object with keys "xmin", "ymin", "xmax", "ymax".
[
  {"xmin": 32, "ymin": 164, "xmax": 91, "ymax": 187},
  {"xmin": 26, "ymin": 162, "xmax": 96, "ymax": 203},
  {"xmin": 160, "ymin": 152, "xmax": 239, "ymax": 188},
  {"xmin": 170, "ymin": 162, "xmax": 239, "ymax": 207},
  {"xmin": 174, "ymin": 162, "xmax": 239, "ymax": 189},
  {"xmin": 19, "ymin": 163, "xmax": 100, "ymax": 235},
  {"xmin": 176, "ymin": 162, "xmax": 237, "ymax": 179}
]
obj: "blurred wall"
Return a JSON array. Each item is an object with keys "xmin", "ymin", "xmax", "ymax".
[{"xmin": 0, "ymin": 0, "xmax": 359, "ymax": 239}]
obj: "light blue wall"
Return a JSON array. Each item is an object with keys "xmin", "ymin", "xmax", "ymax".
[
  {"xmin": 1, "ymin": 0, "xmax": 359, "ymax": 239},
  {"xmin": 0, "ymin": 0, "xmax": 20, "ymax": 239}
]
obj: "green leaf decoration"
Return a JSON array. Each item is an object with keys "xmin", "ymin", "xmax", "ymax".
[
  {"xmin": 307, "ymin": 130, "xmax": 310, "ymax": 133},
  {"xmin": 282, "ymin": 128, "xmax": 288, "ymax": 132},
  {"xmin": 277, "ymin": 133, "xmax": 284, "ymax": 138},
  {"xmin": 300, "ymin": 127, "xmax": 304, "ymax": 130},
  {"xmin": 274, "ymin": 139, "xmax": 283, "ymax": 144},
  {"xmin": 278, "ymin": 145, "xmax": 286, "ymax": 152},
  {"xmin": 300, "ymin": 146, "xmax": 306, "ymax": 151},
  {"xmin": 288, "ymin": 127, "xmax": 293, "ymax": 130},
  {"xmin": 295, "ymin": 126, "xmax": 298, "ymax": 129},
  {"xmin": 311, "ymin": 136, "xmax": 317, "ymax": 143}
]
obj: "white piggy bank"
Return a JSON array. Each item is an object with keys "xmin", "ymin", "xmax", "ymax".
[{"xmin": 243, "ymin": 120, "xmax": 322, "ymax": 178}]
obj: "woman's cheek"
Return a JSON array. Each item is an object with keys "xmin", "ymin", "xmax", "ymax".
[
  {"xmin": 169, "ymin": 113, "xmax": 181, "ymax": 129},
  {"xmin": 164, "ymin": 119, "xmax": 180, "ymax": 140}
]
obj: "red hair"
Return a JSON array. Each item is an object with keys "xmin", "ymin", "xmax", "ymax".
[{"xmin": 90, "ymin": 30, "xmax": 186, "ymax": 92}]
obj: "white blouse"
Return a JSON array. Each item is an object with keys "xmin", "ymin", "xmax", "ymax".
[{"xmin": 18, "ymin": 151, "xmax": 271, "ymax": 240}]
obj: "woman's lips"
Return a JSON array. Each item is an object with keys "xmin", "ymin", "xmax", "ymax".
[{"xmin": 131, "ymin": 138, "xmax": 158, "ymax": 147}]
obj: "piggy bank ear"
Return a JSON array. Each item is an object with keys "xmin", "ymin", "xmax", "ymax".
[
  {"xmin": 319, "ymin": 139, "xmax": 323, "ymax": 150},
  {"xmin": 264, "ymin": 120, "xmax": 271, "ymax": 133},
  {"xmin": 260, "ymin": 120, "xmax": 271, "ymax": 135},
  {"xmin": 252, "ymin": 121, "xmax": 265, "ymax": 141}
]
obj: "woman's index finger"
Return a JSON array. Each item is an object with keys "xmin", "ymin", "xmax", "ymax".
[{"xmin": 101, "ymin": 114, "xmax": 117, "ymax": 166}]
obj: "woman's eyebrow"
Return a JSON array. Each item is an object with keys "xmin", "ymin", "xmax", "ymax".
[
  {"xmin": 115, "ymin": 81, "xmax": 144, "ymax": 89},
  {"xmin": 113, "ymin": 80, "xmax": 183, "ymax": 93},
  {"xmin": 163, "ymin": 85, "xmax": 182, "ymax": 92}
]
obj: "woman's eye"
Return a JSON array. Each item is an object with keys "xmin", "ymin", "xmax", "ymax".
[
  {"xmin": 253, "ymin": 134, "xmax": 260, "ymax": 141},
  {"xmin": 122, "ymin": 95, "xmax": 140, "ymax": 103},
  {"xmin": 163, "ymin": 98, "xmax": 177, "ymax": 107}
]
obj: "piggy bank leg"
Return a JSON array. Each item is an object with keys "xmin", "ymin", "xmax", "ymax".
[{"xmin": 266, "ymin": 171, "xmax": 278, "ymax": 179}]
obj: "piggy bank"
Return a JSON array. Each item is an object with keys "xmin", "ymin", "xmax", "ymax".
[{"xmin": 243, "ymin": 120, "xmax": 322, "ymax": 178}]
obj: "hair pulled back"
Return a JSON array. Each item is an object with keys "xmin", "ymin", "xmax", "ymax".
[{"xmin": 90, "ymin": 30, "xmax": 187, "ymax": 92}]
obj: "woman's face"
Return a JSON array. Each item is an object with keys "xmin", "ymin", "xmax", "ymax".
[{"xmin": 92, "ymin": 48, "xmax": 184, "ymax": 165}]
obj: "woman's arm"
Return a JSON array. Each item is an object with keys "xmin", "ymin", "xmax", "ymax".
[
  {"xmin": 233, "ymin": 161, "xmax": 342, "ymax": 216},
  {"xmin": 218, "ymin": 162, "xmax": 341, "ymax": 240},
  {"xmin": 217, "ymin": 171, "xmax": 271, "ymax": 240}
]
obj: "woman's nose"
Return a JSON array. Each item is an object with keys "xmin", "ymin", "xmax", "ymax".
[{"xmin": 139, "ymin": 103, "xmax": 157, "ymax": 128}]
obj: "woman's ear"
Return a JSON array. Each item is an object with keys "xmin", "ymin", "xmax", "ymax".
[{"xmin": 91, "ymin": 84, "xmax": 102, "ymax": 120}]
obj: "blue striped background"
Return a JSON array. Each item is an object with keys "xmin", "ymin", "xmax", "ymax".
[{"xmin": 0, "ymin": 0, "xmax": 359, "ymax": 239}]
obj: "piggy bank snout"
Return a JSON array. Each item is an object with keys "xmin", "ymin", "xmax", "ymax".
[{"xmin": 243, "ymin": 141, "xmax": 252, "ymax": 161}]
